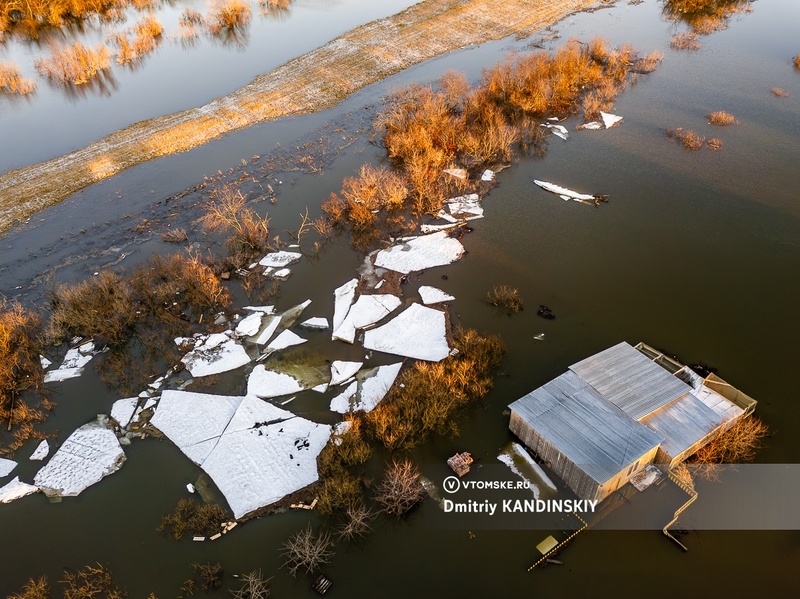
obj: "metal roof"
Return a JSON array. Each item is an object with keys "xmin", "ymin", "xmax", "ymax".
[
  {"xmin": 570, "ymin": 342, "xmax": 692, "ymax": 421},
  {"xmin": 509, "ymin": 371, "xmax": 662, "ymax": 485},
  {"xmin": 640, "ymin": 392, "xmax": 725, "ymax": 459}
]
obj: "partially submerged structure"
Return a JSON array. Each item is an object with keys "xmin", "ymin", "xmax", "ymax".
[{"xmin": 509, "ymin": 342, "xmax": 756, "ymax": 502}]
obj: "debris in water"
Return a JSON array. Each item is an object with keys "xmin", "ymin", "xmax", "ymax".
[
  {"xmin": 481, "ymin": 169, "xmax": 495, "ymax": 182},
  {"xmin": 576, "ymin": 121, "xmax": 603, "ymax": 131},
  {"xmin": 537, "ymin": 305, "xmax": 556, "ymax": 320},
  {"xmin": 541, "ymin": 122, "xmax": 569, "ymax": 140},
  {"xmin": 533, "ymin": 333, "xmax": 545, "ymax": 341},
  {"xmin": 533, "ymin": 179, "xmax": 608, "ymax": 206},
  {"xmin": 437, "ymin": 193, "xmax": 483, "ymax": 223},
  {"xmin": 43, "ymin": 342, "xmax": 97, "ymax": 383}
]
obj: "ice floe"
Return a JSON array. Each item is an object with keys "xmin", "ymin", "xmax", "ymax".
[
  {"xmin": 576, "ymin": 121, "xmax": 603, "ymax": 130},
  {"xmin": 534, "ymin": 179, "xmax": 606, "ymax": 205},
  {"xmin": 330, "ymin": 361, "xmax": 363, "ymax": 386},
  {"xmin": 40, "ymin": 355, "xmax": 52, "ymax": 370},
  {"xmin": 254, "ymin": 315, "xmax": 281, "ymax": 346},
  {"xmin": 419, "ymin": 286, "xmax": 455, "ymax": 305},
  {"xmin": 0, "ymin": 457, "xmax": 17, "ymax": 477},
  {"xmin": 600, "ymin": 111, "xmax": 623, "ymax": 129},
  {"xmin": 29, "ymin": 440, "xmax": 50, "ymax": 461},
  {"xmin": 259, "ymin": 251, "xmax": 302, "ymax": 268},
  {"xmin": 332, "ymin": 294, "xmax": 401, "ymax": 344},
  {"xmin": 541, "ymin": 122, "xmax": 569, "ymax": 140},
  {"xmin": 437, "ymin": 194, "xmax": 483, "ymax": 222},
  {"xmin": 243, "ymin": 305, "xmax": 276, "ymax": 314},
  {"xmin": 235, "ymin": 312, "xmax": 265, "ymax": 337},
  {"xmin": 43, "ymin": 342, "xmax": 96, "ymax": 383},
  {"xmin": 329, "ymin": 362, "xmax": 403, "ymax": 413},
  {"xmin": 363, "ymin": 303, "xmax": 450, "ymax": 362},
  {"xmin": 481, "ymin": 169, "xmax": 495, "ymax": 182},
  {"xmin": 34, "ymin": 419, "xmax": 125, "ymax": 497},
  {"xmin": 247, "ymin": 365, "xmax": 307, "ymax": 399},
  {"xmin": 0, "ymin": 477, "xmax": 39, "ymax": 504},
  {"xmin": 151, "ymin": 392, "xmax": 331, "ymax": 519},
  {"xmin": 267, "ymin": 330, "xmax": 307, "ymax": 351},
  {"xmin": 181, "ymin": 333, "xmax": 251, "ymax": 377},
  {"xmin": 329, "ymin": 381, "xmax": 358, "ymax": 413},
  {"xmin": 373, "ymin": 232, "xmax": 464, "ymax": 274},
  {"xmin": 271, "ymin": 268, "xmax": 292, "ymax": 280},
  {"xmin": 299, "ymin": 317, "xmax": 329, "ymax": 331},
  {"xmin": 332, "ymin": 279, "xmax": 358, "ymax": 333}
]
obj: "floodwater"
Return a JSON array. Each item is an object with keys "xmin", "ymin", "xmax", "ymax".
[{"xmin": 2, "ymin": 0, "xmax": 800, "ymax": 596}]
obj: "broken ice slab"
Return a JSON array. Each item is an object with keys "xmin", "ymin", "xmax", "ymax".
[
  {"xmin": 436, "ymin": 193, "xmax": 483, "ymax": 223},
  {"xmin": 0, "ymin": 477, "xmax": 39, "ymax": 504},
  {"xmin": 600, "ymin": 111, "xmax": 623, "ymax": 128},
  {"xmin": 363, "ymin": 303, "xmax": 451, "ymax": 362},
  {"xmin": 540, "ymin": 122, "xmax": 569, "ymax": 140},
  {"xmin": 267, "ymin": 330, "xmax": 307, "ymax": 351},
  {"xmin": 187, "ymin": 483, "xmax": 196, "ymax": 493},
  {"xmin": 235, "ymin": 312, "xmax": 265, "ymax": 337},
  {"xmin": 247, "ymin": 365, "xmax": 307, "ymax": 399},
  {"xmin": 329, "ymin": 362, "xmax": 403, "ymax": 413},
  {"xmin": 40, "ymin": 355, "xmax": 52, "ymax": 370},
  {"xmin": 299, "ymin": 317, "xmax": 329, "ymax": 331},
  {"xmin": 373, "ymin": 231, "xmax": 465, "ymax": 274},
  {"xmin": 534, "ymin": 179, "xmax": 605, "ymax": 204},
  {"xmin": 34, "ymin": 418, "xmax": 126, "ymax": 497},
  {"xmin": 481, "ymin": 169, "xmax": 495, "ymax": 182},
  {"xmin": 330, "ymin": 361, "xmax": 363, "ymax": 386},
  {"xmin": 0, "ymin": 457, "xmax": 17, "ymax": 477},
  {"xmin": 332, "ymin": 294, "xmax": 401, "ymax": 344},
  {"xmin": 43, "ymin": 342, "xmax": 97, "ymax": 383},
  {"xmin": 259, "ymin": 251, "xmax": 302, "ymax": 268},
  {"xmin": 443, "ymin": 168, "xmax": 468, "ymax": 179},
  {"xmin": 419, "ymin": 286, "xmax": 455, "ymax": 305},
  {"xmin": 271, "ymin": 268, "xmax": 292, "ymax": 280},
  {"xmin": 420, "ymin": 222, "xmax": 459, "ymax": 235},
  {"xmin": 181, "ymin": 333, "xmax": 251, "ymax": 377},
  {"xmin": 243, "ymin": 305, "xmax": 276, "ymax": 314},
  {"xmin": 29, "ymin": 440, "xmax": 50, "ymax": 461},
  {"xmin": 311, "ymin": 383, "xmax": 329, "ymax": 393},
  {"xmin": 329, "ymin": 381, "xmax": 359, "ymax": 413},
  {"xmin": 332, "ymin": 279, "xmax": 358, "ymax": 333},
  {"xmin": 254, "ymin": 315, "xmax": 281, "ymax": 346}
]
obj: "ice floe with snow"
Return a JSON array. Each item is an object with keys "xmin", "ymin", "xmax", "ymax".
[
  {"xmin": 235, "ymin": 312, "xmax": 265, "ymax": 337},
  {"xmin": 43, "ymin": 342, "xmax": 96, "ymax": 383},
  {"xmin": 0, "ymin": 477, "xmax": 39, "ymax": 504},
  {"xmin": 259, "ymin": 251, "xmax": 302, "ymax": 268},
  {"xmin": 332, "ymin": 279, "xmax": 358, "ymax": 333},
  {"xmin": 0, "ymin": 457, "xmax": 17, "ymax": 477},
  {"xmin": 29, "ymin": 440, "xmax": 49, "ymax": 461},
  {"xmin": 373, "ymin": 232, "xmax": 464, "ymax": 274},
  {"xmin": 34, "ymin": 418, "xmax": 125, "ymax": 497},
  {"xmin": 267, "ymin": 330, "xmax": 307, "ymax": 351},
  {"xmin": 437, "ymin": 194, "xmax": 483, "ymax": 222},
  {"xmin": 247, "ymin": 365, "xmax": 307, "ymax": 399},
  {"xmin": 299, "ymin": 317, "xmax": 329, "ymax": 331},
  {"xmin": 330, "ymin": 360, "xmax": 363, "ymax": 386},
  {"xmin": 181, "ymin": 333, "xmax": 251, "ymax": 377},
  {"xmin": 364, "ymin": 303, "xmax": 450, "ymax": 362},
  {"xmin": 329, "ymin": 362, "xmax": 403, "ymax": 413},
  {"xmin": 332, "ymin": 294, "xmax": 401, "ymax": 344},
  {"xmin": 419, "ymin": 286, "xmax": 455, "ymax": 305}
]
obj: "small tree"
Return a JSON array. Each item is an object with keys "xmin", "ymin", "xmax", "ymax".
[
  {"xmin": 281, "ymin": 526, "xmax": 334, "ymax": 577},
  {"xmin": 230, "ymin": 570, "xmax": 271, "ymax": 599},
  {"xmin": 374, "ymin": 458, "xmax": 427, "ymax": 518},
  {"xmin": 337, "ymin": 500, "xmax": 375, "ymax": 541}
]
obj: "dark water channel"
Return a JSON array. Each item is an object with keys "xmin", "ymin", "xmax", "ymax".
[{"xmin": 2, "ymin": 0, "xmax": 800, "ymax": 596}]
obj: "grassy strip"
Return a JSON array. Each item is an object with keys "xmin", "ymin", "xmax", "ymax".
[{"xmin": 0, "ymin": 0, "xmax": 598, "ymax": 233}]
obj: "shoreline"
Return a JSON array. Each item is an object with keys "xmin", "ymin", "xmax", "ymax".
[{"xmin": 0, "ymin": 0, "xmax": 597, "ymax": 234}]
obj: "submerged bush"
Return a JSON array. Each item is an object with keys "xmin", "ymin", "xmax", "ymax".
[
  {"xmin": 0, "ymin": 62, "xmax": 36, "ymax": 94},
  {"xmin": 707, "ymin": 110, "xmax": 737, "ymax": 125},
  {"xmin": 373, "ymin": 459, "xmax": 427, "ymax": 518},
  {"xmin": 486, "ymin": 284, "xmax": 523, "ymax": 314},
  {"xmin": 158, "ymin": 499, "xmax": 227, "ymax": 539},
  {"xmin": 665, "ymin": 127, "xmax": 706, "ymax": 150},
  {"xmin": 35, "ymin": 42, "xmax": 110, "ymax": 85},
  {"xmin": 207, "ymin": 0, "xmax": 251, "ymax": 35},
  {"xmin": 202, "ymin": 185, "xmax": 271, "ymax": 266},
  {"xmin": 670, "ymin": 32, "xmax": 701, "ymax": 51}
]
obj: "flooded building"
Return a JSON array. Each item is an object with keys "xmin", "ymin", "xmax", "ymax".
[{"xmin": 509, "ymin": 342, "xmax": 756, "ymax": 502}]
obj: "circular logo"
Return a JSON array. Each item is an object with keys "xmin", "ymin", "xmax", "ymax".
[{"xmin": 443, "ymin": 476, "xmax": 461, "ymax": 494}]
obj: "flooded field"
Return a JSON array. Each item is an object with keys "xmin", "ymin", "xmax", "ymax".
[{"xmin": 1, "ymin": 0, "xmax": 799, "ymax": 596}]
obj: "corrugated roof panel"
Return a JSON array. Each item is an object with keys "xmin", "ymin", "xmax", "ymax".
[
  {"xmin": 570, "ymin": 342, "xmax": 692, "ymax": 420},
  {"xmin": 640, "ymin": 392, "xmax": 724, "ymax": 459},
  {"xmin": 509, "ymin": 371, "xmax": 662, "ymax": 485}
]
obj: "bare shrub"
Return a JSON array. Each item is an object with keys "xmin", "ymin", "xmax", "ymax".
[
  {"xmin": 7, "ymin": 576, "xmax": 50, "ymax": 599},
  {"xmin": 373, "ymin": 458, "xmax": 427, "ymax": 518},
  {"xmin": 771, "ymin": 87, "xmax": 788, "ymax": 97},
  {"xmin": 337, "ymin": 500, "xmax": 374, "ymax": 541},
  {"xmin": 158, "ymin": 499, "xmax": 227, "ymax": 540},
  {"xmin": 61, "ymin": 563, "xmax": 126, "ymax": 599},
  {"xmin": 161, "ymin": 227, "xmax": 188, "ymax": 243},
  {"xmin": 207, "ymin": 0, "xmax": 251, "ymax": 35},
  {"xmin": 323, "ymin": 164, "xmax": 408, "ymax": 230},
  {"xmin": 665, "ymin": 127, "xmax": 706, "ymax": 150},
  {"xmin": 706, "ymin": 138, "xmax": 723, "ymax": 150},
  {"xmin": 36, "ymin": 42, "xmax": 110, "ymax": 85},
  {"xmin": 634, "ymin": 49, "xmax": 664, "ymax": 73},
  {"xmin": 281, "ymin": 526, "xmax": 334, "ymax": 577},
  {"xmin": 0, "ymin": 62, "xmax": 36, "ymax": 94},
  {"xmin": 230, "ymin": 570, "xmax": 271, "ymax": 599},
  {"xmin": 707, "ymin": 110, "xmax": 737, "ymax": 125},
  {"xmin": 367, "ymin": 328, "xmax": 505, "ymax": 450},
  {"xmin": 202, "ymin": 185, "xmax": 270, "ymax": 266},
  {"xmin": 486, "ymin": 284, "xmax": 523, "ymax": 314},
  {"xmin": 192, "ymin": 562, "xmax": 224, "ymax": 591},
  {"xmin": 691, "ymin": 416, "xmax": 769, "ymax": 466},
  {"xmin": 670, "ymin": 32, "xmax": 701, "ymax": 51}
]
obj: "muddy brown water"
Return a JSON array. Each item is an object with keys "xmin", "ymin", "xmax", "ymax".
[{"xmin": 2, "ymin": 0, "xmax": 800, "ymax": 596}]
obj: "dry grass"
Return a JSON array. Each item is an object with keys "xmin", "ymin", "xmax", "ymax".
[
  {"xmin": 688, "ymin": 416, "xmax": 768, "ymax": 480},
  {"xmin": 366, "ymin": 327, "xmax": 504, "ymax": 450},
  {"xmin": 794, "ymin": 55, "xmax": 800, "ymax": 70},
  {"xmin": 316, "ymin": 415, "xmax": 372, "ymax": 514},
  {"xmin": 0, "ymin": 0, "xmax": 601, "ymax": 235},
  {"xmin": 670, "ymin": 32, "xmax": 701, "ymax": 51},
  {"xmin": 486, "ymin": 284, "xmax": 523, "ymax": 314},
  {"xmin": 202, "ymin": 185, "xmax": 271, "ymax": 267},
  {"xmin": 35, "ymin": 42, "xmax": 110, "ymax": 85},
  {"xmin": 373, "ymin": 458, "xmax": 427, "ymax": 518},
  {"xmin": 161, "ymin": 227, "xmax": 188, "ymax": 242},
  {"xmin": 176, "ymin": 8, "xmax": 205, "ymax": 40},
  {"xmin": 230, "ymin": 570, "xmax": 271, "ymax": 599},
  {"xmin": 7, "ymin": 576, "xmax": 50, "ymax": 599},
  {"xmin": 322, "ymin": 164, "xmax": 408, "ymax": 231},
  {"xmin": 706, "ymin": 138, "xmax": 723, "ymax": 150},
  {"xmin": 207, "ymin": 0, "xmax": 251, "ymax": 35},
  {"xmin": 707, "ymin": 110, "xmax": 737, "ymax": 125},
  {"xmin": 0, "ymin": 62, "xmax": 36, "ymax": 94},
  {"xmin": 112, "ymin": 15, "xmax": 163, "ymax": 65},
  {"xmin": 771, "ymin": 87, "xmax": 788, "ymax": 97},
  {"xmin": 158, "ymin": 498, "xmax": 227, "ymax": 539},
  {"xmin": 665, "ymin": 127, "xmax": 706, "ymax": 150}
]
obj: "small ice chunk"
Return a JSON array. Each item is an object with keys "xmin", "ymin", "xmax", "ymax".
[
  {"xmin": 332, "ymin": 420, "xmax": 352, "ymax": 437},
  {"xmin": 600, "ymin": 111, "xmax": 623, "ymax": 128},
  {"xmin": 374, "ymin": 232, "xmax": 465, "ymax": 274},
  {"xmin": 272, "ymin": 268, "xmax": 292, "ymax": 280},
  {"xmin": 541, "ymin": 122, "xmax": 569, "ymax": 140},
  {"xmin": 181, "ymin": 333, "xmax": 251, "ymax": 377},
  {"xmin": 267, "ymin": 330, "xmax": 307, "ymax": 351},
  {"xmin": 235, "ymin": 312, "xmax": 264, "ymax": 337},
  {"xmin": 437, "ymin": 193, "xmax": 483, "ymax": 222},
  {"xmin": 329, "ymin": 381, "xmax": 359, "ymax": 413},
  {"xmin": 363, "ymin": 304, "xmax": 451, "ymax": 362},
  {"xmin": 419, "ymin": 286, "xmax": 455, "ymax": 305},
  {"xmin": 43, "ymin": 343, "xmax": 96, "ymax": 383},
  {"xmin": 332, "ymin": 294, "xmax": 401, "ymax": 344},
  {"xmin": 187, "ymin": 483, "xmax": 196, "ymax": 493},
  {"xmin": 443, "ymin": 168, "xmax": 467, "ymax": 179},
  {"xmin": 481, "ymin": 169, "xmax": 495, "ymax": 182},
  {"xmin": 254, "ymin": 315, "xmax": 281, "ymax": 346},
  {"xmin": 311, "ymin": 383, "xmax": 329, "ymax": 393},
  {"xmin": 420, "ymin": 222, "xmax": 458, "ymax": 234},
  {"xmin": 243, "ymin": 305, "xmax": 276, "ymax": 314},
  {"xmin": 577, "ymin": 121, "xmax": 603, "ymax": 130},
  {"xmin": 0, "ymin": 457, "xmax": 17, "ymax": 477},
  {"xmin": 247, "ymin": 365, "xmax": 306, "ymax": 398},
  {"xmin": 40, "ymin": 355, "xmax": 52, "ymax": 370},
  {"xmin": 299, "ymin": 317, "xmax": 329, "ymax": 331},
  {"xmin": 534, "ymin": 180, "xmax": 596, "ymax": 203},
  {"xmin": 33, "ymin": 420, "xmax": 125, "ymax": 496},
  {"xmin": 332, "ymin": 279, "xmax": 359, "ymax": 333},
  {"xmin": 259, "ymin": 251, "xmax": 302, "ymax": 268},
  {"xmin": 29, "ymin": 440, "xmax": 50, "ymax": 461},
  {"xmin": 355, "ymin": 362, "xmax": 402, "ymax": 412},
  {"xmin": 0, "ymin": 477, "xmax": 39, "ymax": 503},
  {"xmin": 330, "ymin": 361, "xmax": 363, "ymax": 386}
]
